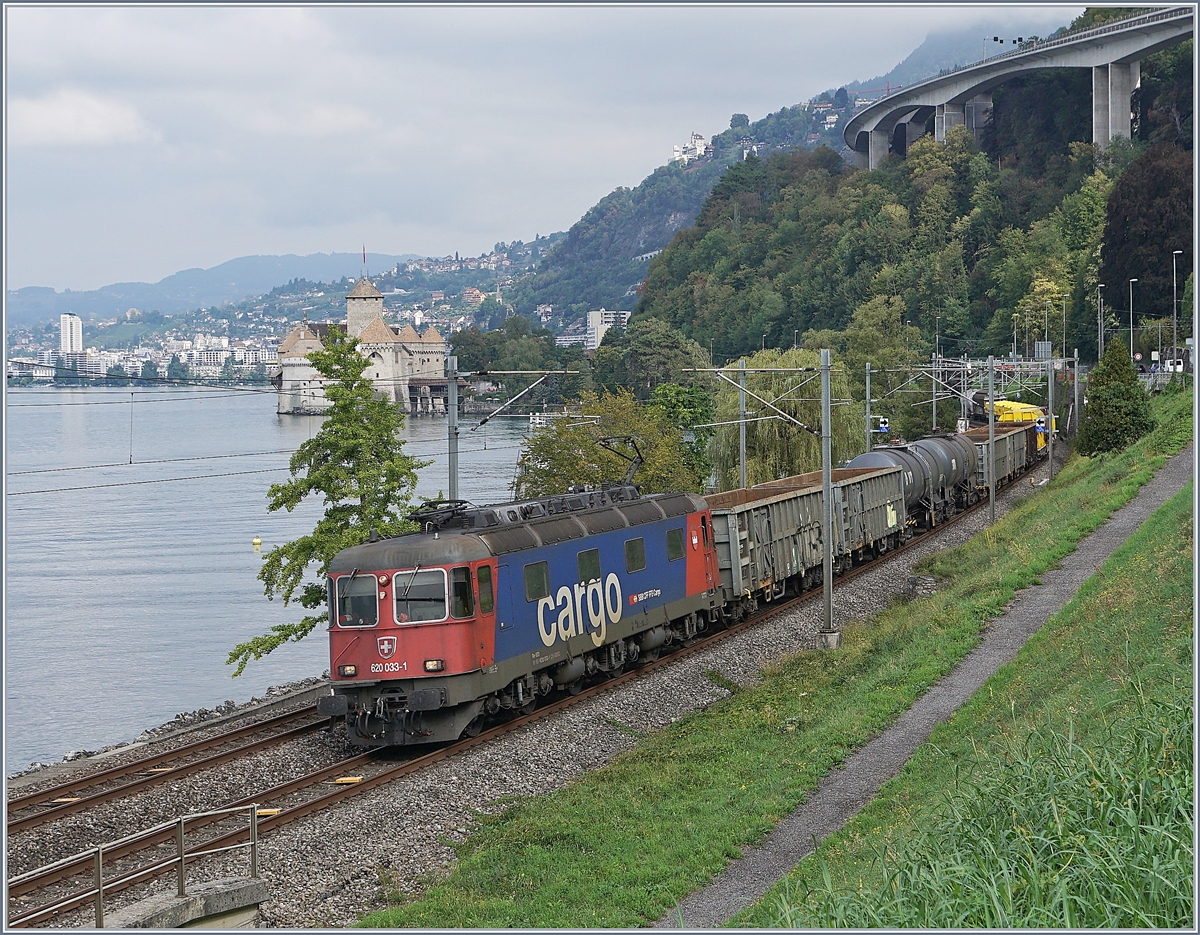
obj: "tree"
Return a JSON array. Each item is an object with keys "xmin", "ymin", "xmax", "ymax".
[
  {"xmin": 594, "ymin": 317, "xmax": 709, "ymax": 399},
  {"xmin": 1099, "ymin": 144, "xmax": 1193, "ymax": 322},
  {"xmin": 227, "ymin": 327, "xmax": 429, "ymax": 676},
  {"xmin": 512, "ymin": 389, "xmax": 706, "ymax": 498},
  {"xmin": 712, "ymin": 348, "xmax": 861, "ymax": 490},
  {"xmin": 649, "ymin": 382, "xmax": 716, "ymax": 485},
  {"xmin": 1076, "ymin": 342, "xmax": 1155, "ymax": 455},
  {"xmin": 166, "ymin": 354, "xmax": 189, "ymax": 383},
  {"xmin": 105, "ymin": 365, "xmax": 130, "ymax": 385},
  {"xmin": 138, "ymin": 359, "xmax": 159, "ymax": 385}
]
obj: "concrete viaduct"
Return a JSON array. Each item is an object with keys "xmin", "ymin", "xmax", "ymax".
[{"xmin": 844, "ymin": 6, "xmax": 1194, "ymax": 170}]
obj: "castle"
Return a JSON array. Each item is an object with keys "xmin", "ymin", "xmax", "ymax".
[{"xmin": 274, "ymin": 278, "xmax": 449, "ymax": 415}]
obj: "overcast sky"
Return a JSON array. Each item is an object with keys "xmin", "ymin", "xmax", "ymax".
[{"xmin": 6, "ymin": 3, "xmax": 1083, "ymax": 292}]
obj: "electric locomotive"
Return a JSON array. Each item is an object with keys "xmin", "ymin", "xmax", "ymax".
[{"xmin": 317, "ymin": 484, "xmax": 721, "ymax": 745}]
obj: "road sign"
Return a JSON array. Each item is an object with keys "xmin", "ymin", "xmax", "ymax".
[
  {"xmin": 1134, "ymin": 352, "xmax": 1143, "ymax": 361},
  {"xmin": 878, "ymin": 417, "xmax": 889, "ymax": 433}
]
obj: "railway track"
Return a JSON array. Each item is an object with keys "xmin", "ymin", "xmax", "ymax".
[
  {"xmin": 6, "ymin": 481, "xmax": 1023, "ymax": 927},
  {"xmin": 6, "ymin": 708, "xmax": 327, "ymax": 834}
]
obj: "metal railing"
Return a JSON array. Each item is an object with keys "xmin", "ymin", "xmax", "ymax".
[
  {"xmin": 6, "ymin": 803, "xmax": 260, "ymax": 928},
  {"xmin": 876, "ymin": 6, "xmax": 1193, "ymax": 100}
]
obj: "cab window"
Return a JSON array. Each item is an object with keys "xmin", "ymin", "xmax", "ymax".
[
  {"xmin": 450, "ymin": 567, "xmax": 474, "ymax": 618},
  {"xmin": 477, "ymin": 565, "xmax": 495, "ymax": 614},
  {"xmin": 625, "ymin": 537, "xmax": 646, "ymax": 573},
  {"xmin": 394, "ymin": 568, "xmax": 448, "ymax": 623},
  {"xmin": 666, "ymin": 527, "xmax": 685, "ymax": 562},
  {"xmin": 524, "ymin": 561, "xmax": 550, "ymax": 602},
  {"xmin": 333, "ymin": 574, "xmax": 378, "ymax": 627},
  {"xmin": 577, "ymin": 548, "xmax": 601, "ymax": 583}
]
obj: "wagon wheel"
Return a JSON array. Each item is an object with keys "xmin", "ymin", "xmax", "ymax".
[
  {"xmin": 606, "ymin": 664, "xmax": 625, "ymax": 679},
  {"xmin": 639, "ymin": 648, "xmax": 661, "ymax": 665},
  {"xmin": 565, "ymin": 678, "xmax": 584, "ymax": 696},
  {"xmin": 461, "ymin": 714, "xmax": 486, "ymax": 738},
  {"xmin": 517, "ymin": 697, "xmax": 537, "ymax": 716}
]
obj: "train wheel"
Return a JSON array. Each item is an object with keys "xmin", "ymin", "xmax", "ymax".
[
  {"xmin": 640, "ymin": 648, "xmax": 661, "ymax": 664},
  {"xmin": 565, "ymin": 678, "xmax": 584, "ymax": 696},
  {"xmin": 607, "ymin": 664, "xmax": 625, "ymax": 679},
  {"xmin": 461, "ymin": 714, "xmax": 486, "ymax": 738},
  {"xmin": 517, "ymin": 698, "xmax": 537, "ymax": 716}
]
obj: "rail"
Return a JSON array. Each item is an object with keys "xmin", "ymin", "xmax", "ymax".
[{"xmin": 6, "ymin": 803, "xmax": 261, "ymax": 928}]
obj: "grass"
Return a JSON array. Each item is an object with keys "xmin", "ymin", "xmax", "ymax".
[
  {"xmin": 741, "ymin": 484, "xmax": 1194, "ymax": 928},
  {"xmin": 360, "ymin": 390, "xmax": 1192, "ymax": 928}
]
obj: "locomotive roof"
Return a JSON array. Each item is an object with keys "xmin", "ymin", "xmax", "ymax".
[{"xmin": 328, "ymin": 488, "xmax": 706, "ymax": 573}]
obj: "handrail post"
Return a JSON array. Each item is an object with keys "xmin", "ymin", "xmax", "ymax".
[
  {"xmin": 94, "ymin": 847, "xmax": 104, "ymax": 928},
  {"xmin": 176, "ymin": 816, "xmax": 186, "ymax": 896},
  {"xmin": 249, "ymin": 805, "xmax": 259, "ymax": 879}
]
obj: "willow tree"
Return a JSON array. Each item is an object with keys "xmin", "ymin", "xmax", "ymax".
[
  {"xmin": 227, "ymin": 327, "xmax": 428, "ymax": 676},
  {"xmin": 512, "ymin": 389, "xmax": 706, "ymax": 498},
  {"xmin": 712, "ymin": 348, "xmax": 861, "ymax": 491}
]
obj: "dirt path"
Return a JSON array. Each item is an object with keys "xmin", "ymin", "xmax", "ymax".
[{"xmin": 660, "ymin": 447, "xmax": 1194, "ymax": 929}]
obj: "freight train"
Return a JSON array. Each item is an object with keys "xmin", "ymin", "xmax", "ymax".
[{"xmin": 316, "ymin": 423, "xmax": 1045, "ymax": 747}]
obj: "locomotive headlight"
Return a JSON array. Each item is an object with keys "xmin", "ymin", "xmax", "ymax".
[
  {"xmin": 424, "ymin": 659, "xmax": 445, "ymax": 672},
  {"xmin": 338, "ymin": 665, "xmax": 357, "ymax": 677},
  {"xmin": 378, "ymin": 574, "xmax": 389, "ymax": 585}
]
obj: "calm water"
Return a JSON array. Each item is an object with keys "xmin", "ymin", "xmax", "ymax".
[{"xmin": 4, "ymin": 386, "xmax": 528, "ymax": 773}]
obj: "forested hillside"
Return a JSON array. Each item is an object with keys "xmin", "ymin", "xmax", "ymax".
[
  {"xmin": 636, "ymin": 29, "xmax": 1193, "ymax": 368},
  {"xmin": 506, "ymin": 107, "xmax": 818, "ymax": 317}
]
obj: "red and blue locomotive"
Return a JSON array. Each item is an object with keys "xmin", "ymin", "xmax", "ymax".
[{"xmin": 317, "ymin": 484, "xmax": 720, "ymax": 745}]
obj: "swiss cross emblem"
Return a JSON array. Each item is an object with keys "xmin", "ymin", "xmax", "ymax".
[{"xmin": 377, "ymin": 637, "xmax": 397, "ymax": 659}]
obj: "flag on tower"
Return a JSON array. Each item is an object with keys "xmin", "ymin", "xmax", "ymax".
[{"xmin": 362, "ymin": 244, "xmax": 366, "ymax": 264}]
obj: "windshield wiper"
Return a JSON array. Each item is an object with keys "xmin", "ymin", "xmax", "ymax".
[
  {"xmin": 337, "ymin": 567, "xmax": 360, "ymax": 605},
  {"xmin": 402, "ymin": 565, "xmax": 421, "ymax": 598}
]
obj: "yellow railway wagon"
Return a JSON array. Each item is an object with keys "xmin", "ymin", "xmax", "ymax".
[{"xmin": 990, "ymin": 399, "xmax": 1054, "ymax": 450}]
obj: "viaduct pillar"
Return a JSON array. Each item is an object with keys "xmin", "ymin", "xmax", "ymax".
[
  {"xmin": 1093, "ymin": 60, "xmax": 1140, "ymax": 149},
  {"xmin": 868, "ymin": 127, "xmax": 890, "ymax": 170}
]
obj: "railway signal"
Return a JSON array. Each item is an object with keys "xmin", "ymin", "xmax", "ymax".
[{"xmin": 877, "ymin": 417, "xmax": 889, "ymax": 434}]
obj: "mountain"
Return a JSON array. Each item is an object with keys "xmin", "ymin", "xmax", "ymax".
[
  {"xmin": 507, "ymin": 106, "xmax": 815, "ymax": 317},
  {"xmin": 843, "ymin": 20, "xmax": 1071, "ymax": 98},
  {"xmin": 6, "ymin": 252, "xmax": 418, "ymax": 326}
]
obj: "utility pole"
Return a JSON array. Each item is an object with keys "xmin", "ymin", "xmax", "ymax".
[
  {"xmin": 1129, "ymin": 278, "xmax": 1138, "ymax": 357},
  {"xmin": 1061, "ymin": 293, "xmax": 1069, "ymax": 358},
  {"xmin": 1173, "ymin": 250, "xmax": 1182, "ymax": 367},
  {"xmin": 1047, "ymin": 357, "xmax": 1054, "ymax": 482},
  {"xmin": 738, "ymin": 358, "xmax": 747, "ymax": 489},
  {"xmin": 864, "ymin": 362, "xmax": 872, "ymax": 453},
  {"xmin": 1073, "ymin": 348, "xmax": 1080, "ymax": 437},
  {"xmin": 819, "ymin": 348, "xmax": 839, "ymax": 649},
  {"xmin": 446, "ymin": 355, "xmax": 459, "ymax": 500},
  {"xmin": 1097, "ymin": 283, "xmax": 1105, "ymax": 357},
  {"xmin": 988, "ymin": 355, "xmax": 995, "ymax": 523},
  {"xmin": 926, "ymin": 352, "xmax": 936, "ymax": 436}
]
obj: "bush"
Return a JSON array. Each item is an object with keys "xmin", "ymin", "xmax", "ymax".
[{"xmin": 1077, "ymin": 342, "xmax": 1155, "ymax": 455}]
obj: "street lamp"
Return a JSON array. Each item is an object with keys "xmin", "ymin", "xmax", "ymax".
[
  {"xmin": 1128, "ymin": 278, "xmax": 1138, "ymax": 357},
  {"xmin": 762, "ymin": 333, "xmax": 767, "ymax": 352},
  {"xmin": 1172, "ymin": 250, "xmax": 1183, "ymax": 366},
  {"xmin": 1097, "ymin": 283, "xmax": 1105, "ymax": 357},
  {"xmin": 1060, "ymin": 293, "xmax": 1069, "ymax": 358}
]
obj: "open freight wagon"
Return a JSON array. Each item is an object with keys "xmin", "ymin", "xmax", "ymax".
[{"xmin": 704, "ymin": 466, "xmax": 906, "ymax": 617}]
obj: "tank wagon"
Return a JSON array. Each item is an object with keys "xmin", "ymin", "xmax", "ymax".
[{"xmin": 844, "ymin": 434, "xmax": 979, "ymax": 527}]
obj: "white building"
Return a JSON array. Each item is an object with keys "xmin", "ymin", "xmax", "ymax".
[
  {"xmin": 585, "ymin": 308, "xmax": 631, "ymax": 350},
  {"xmin": 275, "ymin": 278, "xmax": 449, "ymax": 414},
  {"xmin": 60, "ymin": 313, "xmax": 83, "ymax": 355},
  {"xmin": 671, "ymin": 132, "xmax": 711, "ymax": 166}
]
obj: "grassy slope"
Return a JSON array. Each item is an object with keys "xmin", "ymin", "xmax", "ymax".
[
  {"xmin": 362, "ymin": 389, "xmax": 1192, "ymax": 929},
  {"xmin": 738, "ymin": 482, "xmax": 1194, "ymax": 927}
]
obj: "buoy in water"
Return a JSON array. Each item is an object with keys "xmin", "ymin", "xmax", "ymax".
[{"xmin": 252, "ymin": 535, "xmax": 262, "ymax": 550}]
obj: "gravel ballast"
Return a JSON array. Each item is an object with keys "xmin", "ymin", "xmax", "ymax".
[{"xmin": 9, "ymin": 459, "xmax": 1058, "ymax": 928}]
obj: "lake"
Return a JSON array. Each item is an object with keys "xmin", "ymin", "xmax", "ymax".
[{"xmin": 4, "ymin": 386, "xmax": 529, "ymax": 773}]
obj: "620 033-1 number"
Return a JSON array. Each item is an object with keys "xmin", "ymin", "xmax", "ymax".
[{"xmin": 370, "ymin": 661, "xmax": 406, "ymax": 674}]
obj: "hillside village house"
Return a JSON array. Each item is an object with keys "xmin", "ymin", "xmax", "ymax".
[{"xmin": 274, "ymin": 278, "xmax": 448, "ymax": 414}]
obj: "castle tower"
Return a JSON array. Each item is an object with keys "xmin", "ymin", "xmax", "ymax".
[{"xmin": 345, "ymin": 277, "xmax": 384, "ymax": 338}]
